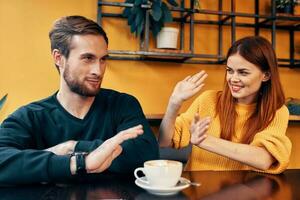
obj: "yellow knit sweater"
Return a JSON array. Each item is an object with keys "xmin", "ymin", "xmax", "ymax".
[{"xmin": 173, "ymin": 90, "xmax": 292, "ymax": 174}]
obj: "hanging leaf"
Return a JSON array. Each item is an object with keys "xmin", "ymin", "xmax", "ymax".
[
  {"xmin": 130, "ymin": 20, "xmax": 137, "ymax": 33},
  {"xmin": 151, "ymin": 1, "xmax": 162, "ymax": 21},
  {"xmin": 161, "ymin": 2, "xmax": 173, "ymax": 23},
  {"xmin": 135, "ymin": 9, "xmax": 145, "ymax": 36},
  {"xmin": 0, "ymin": 94, "xmax": 8, "ymax": 111},
  {"xmin": 128, "ymin": 12, "xmax": 136, "ymax": 25},
  {"xmin": 134, "ymin": 0, "xmax": 143, "ymax": 6},
  {"xmin": 123, "ymin": 7, "xmax": 131, "ymax": 17},
  {"xmin": 137, "ymin": 20, "xmax": 145, "ymax": 36},
  {"xmin": 125, "ymin": 0, "xmax": 135, "ymax": 3},
  {"xmin": 150, "ymin": 16, "xmax": 164, "ymax": 37},
  {"xmin": 167, "ymin": 0, "xmax": 178, "ymax": 7}
]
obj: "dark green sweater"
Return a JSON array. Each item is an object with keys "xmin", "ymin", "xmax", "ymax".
[{"xmin": 0, "ymin": 89, "xmax": 159, "ymax": 185}]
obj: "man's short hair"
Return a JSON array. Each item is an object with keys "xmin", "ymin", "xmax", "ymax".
[{"xmin": 49, "ymin": 15, "xmax": 108, "ymax": 70}]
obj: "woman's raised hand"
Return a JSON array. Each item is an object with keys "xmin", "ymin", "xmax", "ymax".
[{"xmin": 170, "ymin": 70, "xmax": 208, "ymax": 105}]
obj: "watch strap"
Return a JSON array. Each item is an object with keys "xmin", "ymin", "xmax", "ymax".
[{"xmin": 74, "ymin": 152, "xmax": 88, "ymax": 175}]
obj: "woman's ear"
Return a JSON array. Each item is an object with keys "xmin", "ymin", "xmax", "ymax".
[{"xmin": 262, "ymin": 71, "xmax": 271, "ymax": 82}]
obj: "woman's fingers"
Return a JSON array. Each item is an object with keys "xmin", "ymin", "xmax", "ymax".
[
  {"xmin": 194, "ymin": 134, "xmax": 207, "ymax": 144},
  {"xmin": 190, "ymin": 115, "xmax": 211, "ymax": 145},
  {"xmin": 196, "ymin": 117, "xmax": 210, "ymax": 129},
  {"xmin": 194, "ymin": 72, "xmax": 208, "ymax": 85},
  {"xmin": 188, "ymin": 70, "xmax": 207, "ymax": 83},
  {"xmin": 183, "ymin": 75, "xmax": 192, "ymax": 81}
]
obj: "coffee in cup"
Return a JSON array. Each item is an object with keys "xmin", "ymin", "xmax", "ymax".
[{"xmin": 134, "ymin": 160, "xmax": 183, "ymax": 188}]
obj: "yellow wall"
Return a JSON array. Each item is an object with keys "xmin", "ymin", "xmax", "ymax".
[{"xmin": 0, "ymin": 0, "xmax": 300, "ymax": 168}]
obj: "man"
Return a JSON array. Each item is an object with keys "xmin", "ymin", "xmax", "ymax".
[{"xmin": 0, "ymin": 15, "xmax": 159, "ymax": 185}]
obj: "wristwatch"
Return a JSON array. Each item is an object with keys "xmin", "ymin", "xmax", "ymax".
[{"xmin": 72, "ymin": 152, "xmax": 88, "ymax": 175}]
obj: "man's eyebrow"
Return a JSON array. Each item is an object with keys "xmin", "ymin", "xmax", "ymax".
[
  {"xmin": 80, "ymin": 53, "xmax": 96, "ymax": 58},
  {"xmin": 102, "ymin": 54, "xmax": 109, "ymax": 59}
]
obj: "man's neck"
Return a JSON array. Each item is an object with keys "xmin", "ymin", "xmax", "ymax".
[{"xmin": 56, "ymin": 90, "xmax": 95, "ymax": 119}]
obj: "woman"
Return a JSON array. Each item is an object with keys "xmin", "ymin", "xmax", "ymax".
[{"xmin": 159, "ymin": 36, "xmax": 291, "ymax": 174}]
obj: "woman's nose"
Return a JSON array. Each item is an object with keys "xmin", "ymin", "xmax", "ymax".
[{"xmin": 230, "ymin": 73, "xmax": 240, "ymax": 82}]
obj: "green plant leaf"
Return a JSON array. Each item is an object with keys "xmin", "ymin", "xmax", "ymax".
[
  {"xmin": 135, "ymin": 9, "xmax": 144, "ymax": 25},
  {"xmin": 128, "ymin": 9, "xmax": 136, "ymax": 25},
  {"xmin": 167, "ymin": 0, "xmax": 178, "ymax": 7},
  {"xmin": 123, "ymin": 7, "xmax": 131, "ymax": 17},
  {"xmin": 137, "ymin": 20, "xmax": 145, "ymax": 36},
  {"xmin": 0, "ymin": 94, "xmax": 8, "ymax": 111},
  {"xmin": 131, "ymin": 6, "xmax": 139, "ymax": 15},
  {"xmin": 135, "ymin": 9, "xmax": 145, "ymax": 36},
  {"xmin": 130, "ymin": 20, "xmax": 137, "ymax": 33},
  {"xmin": 161, "ymin": 2, "xmax": 173, "ymax": 22},
  {"xmin": 151, "ymin": 1, "xmax": 162, "ymax": 21},
  {"xmin": 134, "ymin": 0, "xmax": 143, "ymax": 6},
  {"xmin": 150, "ymin": 17, "xmax": 163, "ymax": 37}
]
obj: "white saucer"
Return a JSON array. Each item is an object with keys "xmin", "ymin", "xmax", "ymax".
[{"xmin": 135, "ymin": 177, "xmax": 190, "ymax": 196}]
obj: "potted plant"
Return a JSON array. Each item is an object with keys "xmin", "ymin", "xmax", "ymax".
[
  {"xmin": 123, "ymin": 0, "xmax": 200, "ymax": 49},
  {"xmin": 275, "ymin": 0, "xmax": 297, "ymax": 14},
  {"xmin": 122, "ymin": 0, "xmax": 177, "ymax": 38}
]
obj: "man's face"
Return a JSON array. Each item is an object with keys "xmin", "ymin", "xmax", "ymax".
[{"xmin": 61, "ymin": 34, "xmax": 108, "ymax": 97}]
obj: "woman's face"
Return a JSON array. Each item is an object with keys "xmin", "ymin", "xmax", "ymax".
[{"xmin": 226, "ymin": 53, "xmax": 269, "ymax": 104}]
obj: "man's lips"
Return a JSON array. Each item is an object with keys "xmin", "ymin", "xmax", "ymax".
[{"xmin": 86, "ymin": 78, "xmax": 101, "ymax": 86}]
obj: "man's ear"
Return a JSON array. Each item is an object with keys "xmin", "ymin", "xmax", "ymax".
[
  {"xmin": 262, "ymin": 71, "xmax": 271, "ymax": 82},
  {"xmin": 52, "ymin": 49, "xmax": 64, "ymax": 68}
]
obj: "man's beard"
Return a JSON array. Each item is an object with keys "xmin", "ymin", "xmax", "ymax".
[{"xmin": 63, "ymin": 64, "xmax": 101, "ymax": 97}]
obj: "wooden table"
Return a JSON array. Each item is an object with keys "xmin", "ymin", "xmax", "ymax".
[{"xmin": 0, "ymin": 169, "xmax": 299, "ymax": 199}]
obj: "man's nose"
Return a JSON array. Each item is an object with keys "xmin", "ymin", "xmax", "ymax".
[{"xmin": 90, "ymin": 62, "xmax": 103, "ymax": 75}]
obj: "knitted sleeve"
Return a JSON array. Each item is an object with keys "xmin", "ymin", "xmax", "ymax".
[
  {"xmin": 250, "ymin": 105, "xmax": 292, "ymax": 174},
  {"xmin": 172, "ymin": 90, "xmax": 217, "ymax": 149}
]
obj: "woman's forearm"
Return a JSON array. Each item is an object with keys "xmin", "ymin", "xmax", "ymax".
[
  {"xmin": 198, "ymin": 135, "xmax": 275, "ymax": 170},
  {"xmin": 158, "ymin": 98, "xmax": 182, "ymax": 147}
]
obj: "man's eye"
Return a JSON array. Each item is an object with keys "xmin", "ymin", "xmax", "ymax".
[
  {"xmin": 84, "ymin": 56, "xmax": 93, "ymax": 60},
  {"xmin": 100, "ymin": 56, "xmax": 107, "ymax": 64}
]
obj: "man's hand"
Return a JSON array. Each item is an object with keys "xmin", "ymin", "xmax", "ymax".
[
  {"xmin": 84, "ymin": 124, "xmax": 144, "ymax": 174},
  {"xmin": 170, "ymin": 70, "xmax": 208, "ymax": 106},
  {"xmin": 45, "ymin": 140, "xmax": 77, "ymax": 155},
  {"xmin": 190, "ymin": 114, "xmax": 210, "ymax": 145}
]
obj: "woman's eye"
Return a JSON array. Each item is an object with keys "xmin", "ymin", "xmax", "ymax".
[
  {"xmin": 240, "ymin": 71, "xmax": 249, "ymax": 76},
  {"xmin": 226, "ymin": 68, "xmax": 233, "ymax": 74}
]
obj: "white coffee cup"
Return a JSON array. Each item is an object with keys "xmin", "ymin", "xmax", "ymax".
[{"xmin": 134, "ymin": 160, "xmax": 183, "ymax": 188}]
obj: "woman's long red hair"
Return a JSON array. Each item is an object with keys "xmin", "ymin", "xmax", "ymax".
[{"xmin": 216, "ymin": 36, "xmax": 285, "ymax": 144}]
